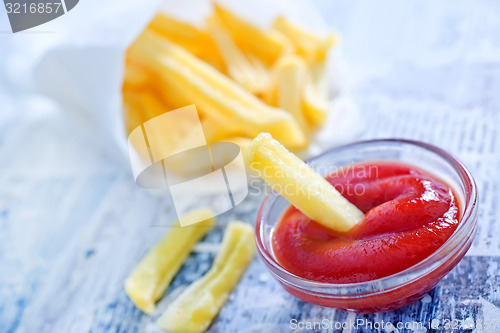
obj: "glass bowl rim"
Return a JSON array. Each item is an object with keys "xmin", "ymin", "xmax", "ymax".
[{"xmin": 255, "ymin": 138, "xmax": 478, "ymax": 294}]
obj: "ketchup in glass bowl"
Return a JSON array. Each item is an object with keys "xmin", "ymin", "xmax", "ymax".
[{"xmin": 255, "ymin": 139, "xmax": 478, "ymax": 313}]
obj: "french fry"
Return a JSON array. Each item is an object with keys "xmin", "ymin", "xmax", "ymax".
[
  {"xmin": 125, "ymin": 208, "xmax": 215, "ymax": 314},
  {"xmin": 123, "ymin": 90, "xmax": 147, "ymax": 136},
  {"xmin": 261, "ymin": 74, "xmax": 277, "ymax": 107},
  {"xmin": 122, "ymin": 86, "xmax": 177, "ymax": 136},
  {"xmin": 247, "ymin": 133, "xmax": 364, "ymax": 232},
  {"xmin": 273, "ymin": 16, "xmax": 338, "ymax": 62},
  {"xmin": 213, "ymin": 4, "xmax": 293, "ymax": 65},
  {"xmin": 302, "ymin": 61, "xmax": 330, "ymax": 127},
  {"xmin": 162, "ymin": 134, "xmax": 250, "ymax": 178},
  {"xmin": 274, "ymin": 55, "xmax": 309, "ymax": 134},
  {"xmin": 206, "ymin": 17, "xmax": 269, "ymax": 94},
  {"xmin": 156, "ymin": 221, "xmax": 256, "ymax": 333},
  {"xmin": 127, "ymin": 30, "xmax": 306, "ymax": 148},
  {"xmin": 200, "ymin": 118, "xmax": 242, "ymax": 142},
  {"xmin": 224, "ymin": 137, "xmax": 252, "ymax": 167},
  {"xmin": 148, "ymin": 12, "xmax": 208, "ymax": 45},
  {"xmin": 148, "ymin": 12, "xmax": 225, "ymax": 70},
  {"xmin": 123, "ymin": 58, "xmax": 150, "ymax": 89},
  {"xmin": 223, "ymin": 136, "xmax": 251, "ymax": 153},
  {"xmin": 124, "ymin": 88, "xmax": 171, "ymax": 120},
  {"xmin": 247, "ymin": 54, "xmax": 272, "ymax": 95}
]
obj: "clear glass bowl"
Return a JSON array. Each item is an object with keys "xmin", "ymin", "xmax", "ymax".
[{"xmin": 255, "ymin": 139, "xmax": 478, "ymax": 313}]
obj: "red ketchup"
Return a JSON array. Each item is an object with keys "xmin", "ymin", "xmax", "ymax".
[{"xmin": 272, "ymin": 162, "xmax": 461, "ymax": 284}]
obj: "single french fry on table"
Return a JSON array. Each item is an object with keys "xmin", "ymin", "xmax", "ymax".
[
  {"xmin": 125, "ymin": 208, "xmax": 215, "ymax": 314},
  {"xmin": 156, "ymin": 221, "xmax": 256, "ymax": 333},
  {"xmin": 247, "ymin": 133, "xmax": 364, "ymax": 232},
  {"xmin": 126, "ymin": 30, "xmax": 306, "ymax": 149}
]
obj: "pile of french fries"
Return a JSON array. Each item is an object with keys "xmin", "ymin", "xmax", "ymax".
[{"xmin": 123, "ymin": 3, "xmax": 338, "ymax": 153}]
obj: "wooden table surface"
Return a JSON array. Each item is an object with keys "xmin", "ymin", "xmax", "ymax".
[{"xmin": 1, "ymin": 0, "xmax": 500, "ymax": 332}]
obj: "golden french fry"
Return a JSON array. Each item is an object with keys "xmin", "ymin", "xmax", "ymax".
[
  {"xmin": 123, "ymin": 87, "xmax": 145, "ymax": 135},
  {"xmin": 127, "ymin": 30, "xmax": 306, "ymax": 148},
  {"xmin": 123, "ymin": 101, "xmax": 146, "ymax": 136},
  {"xmin": 162, "ymin": 133, "xmax": 249, "ymax": 178},
  {"xmin": 123, "ymin": 58, "xmax": 151, "ymax": 89},
  {"xmin": 274, "ymin": 55, "xmax": 309, "ymax": 136},
  {"xmin": 223, "ymin": 136, "xmax": 251, "ymax": 152},
  {"xmin": 156, "ymin": 221, "xmax": 256, "ymax": 333},
  {"xmin": 149, "ymin": 12, "xmax": 208, "ymax": 43},
  {"xmin": 125, "ymin": 208, "xmax": 216, "ymax": 314},
  {"xmin": 206, "ymin": 17, "xmax": 268, "ymax": 94},
  {"xmin": 200, "ymin": 118, "xmax": 242, "ymax": 142},
  {"xmin": 213, "ymin": 4, "xmax": 293, "ymax": 65},
  {"xmin": 123, "ymin": 89, "xmax": 218, "ymax": 179},
  {"xmin": 122, "ymin": 86, "xmax": 174, "ymax": 135},
  {"xmin": 247, "ymin": 54, "xmax": 272, "ymax": 94},
  {"xmin": 148, "ymin": 12, "xmax": 225, "ymax": 70},
  {"xmin": 302, "ymin": 61, "xmax": 330, "ymax": 127},
  {"xmin": 225, "ymin": 137, "xmax": 252, "ymax": 167},
  {"xmin": 273, "ymin": 16, "xmax": 338, "ymax": 62},
  {"xmin": 128, "ymin": 89, "xmax": 171, "ymax": 119},
  {"xmin": 261, "ymin": 73, "xmax": 277, "ymax": 107},
  {"xmin": 247, "ymin": 133, "xmax": 364, "ymax": 232}
]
